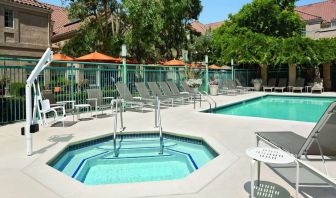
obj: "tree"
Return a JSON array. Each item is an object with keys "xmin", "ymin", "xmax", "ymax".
[
  {"xmin": 62, "ymin": 0, "xmax": 127, "ymax": 57},
  {"xmin": 230, "ymin": 0, "xmax": 302, "ymax": 38},
  {"xmin": 122, "ymin": 0, "xmax": 202, "ymax": 62}
]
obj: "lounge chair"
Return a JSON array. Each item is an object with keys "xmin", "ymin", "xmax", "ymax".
[
  {"xmin": 166, "ymin": 81, "xmax": 192, "ymax": 98},
  {"xmin": 41, "ymin": 90, "xmax": 75, "ymax": 121},
  {"xmin": 263, "ymin": 78, "xmax": 277, "ymax": 92},
  {"xmin": 235, "ymin": 79, "xmax": 254, "ymax": 91},
  {"xmin": 181, "ymin": 81, "xmax": 198, "ymax": 94},
  {"xmin": 134, "ymin": 82, "xmax": 173, "ymax": 106},
  {"xmin": 221, "ymin": 79, "xmax": 239, "ymax": 95},
  {"xmin": 292, "ymin": 78, "xmax": 305, "ymax": 93},
  {"xmin": 157, "ymin": 82, "xmax": 188, "ymax": 104},
  {"xmin": 311, "ymin": 82, "xmax": 324, "ymax": 94},
  {"xmin": 256, "ymin": 102, "xmax": 336, "ymax": 188},
  {"xmin": 274, "ymin": 78, "xmax": 287, "ymax": 92},
  {"xmin": 147, "ymin": 82, "xmax": 184, "ymax": 105},
  {"xmin": 86, "ymin": 89, "xmax": 114, "ymax": 116},
  {"xmin": 40, "ymin": 99, "xmax": 66, "ymax": 126},
  {"xmin": 180, "ymin": 81, "xmax": 202, "ymax": 102},
  {"xmin": 116, "ymin": 82, "xmax": 153, "ymax": 111}
]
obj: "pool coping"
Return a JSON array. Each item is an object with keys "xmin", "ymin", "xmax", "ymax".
[{"xmin": 22, "ymin": 130, "xmax": 239, "ymax": 198}]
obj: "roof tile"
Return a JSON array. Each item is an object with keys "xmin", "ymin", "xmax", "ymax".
[
  {"xmin": 9, "ymin": 0, "xmax": 50, "ymax": 10},
  {"xmin": 295, "ymin": 0, "xmax": 336, "ymax": 23}
]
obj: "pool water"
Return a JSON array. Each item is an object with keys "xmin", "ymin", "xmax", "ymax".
[
  {"xmin": 49, "ymin": 134, "xmax": 217, "ymax": 185},
  {"xmin": 211, "ymin": 96, "xmax": 336, "ymax": 122}
]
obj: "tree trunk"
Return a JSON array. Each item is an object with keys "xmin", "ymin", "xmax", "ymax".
[
  {"xmin": 323, "ymin": 63, "xmax": 332, "ymax": 91},
  {"xmin": 288, "ymin": 64, "xmax": 297, "ymax": 86},
  {"xmin": 260, "ymin": 64, "xmax": 268, "ymax": 85}
]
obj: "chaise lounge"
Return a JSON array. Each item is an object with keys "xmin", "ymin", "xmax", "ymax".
[{"xmin": 256, "ymin": 102, "xmax": 336, "ymax": 189}]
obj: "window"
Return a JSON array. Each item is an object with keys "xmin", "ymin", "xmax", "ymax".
[
  {"xmin": 332, "ymin": 21, "xmax": 336, "ymax": 28},
  {"xmin": 4, "ymin": 9, "xmax": 14, "ymax": 28}
]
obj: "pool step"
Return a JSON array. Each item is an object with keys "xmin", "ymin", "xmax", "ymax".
[{"xmin": 97, "ymin": 139, "xmax": 176, "ymax": 150}]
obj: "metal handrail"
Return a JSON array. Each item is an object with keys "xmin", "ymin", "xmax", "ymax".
[
  {"xmin": 202, "ymin": 91, "xmax": 217, "ymax": 109},
  {"xmin": 198, "ymin": 91, "xmax": 212, "ymax": 112},
  {"xmin": 155, "ymin": 96, "xmax": 164, "ymax": 154},
  {"xmin": 112, "ymin": 98, "xmax": 125, "ymax": 157}
]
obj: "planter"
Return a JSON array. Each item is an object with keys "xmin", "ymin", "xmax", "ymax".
[
  {"xmin": 209, "ymin": 85, "xmax": 219, "ymax": 96},
  {"xmin": 253, "ymin": 83, "xmax": 262, "ymax": 91}
]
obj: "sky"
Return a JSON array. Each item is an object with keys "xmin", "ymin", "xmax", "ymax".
[{"xmin": 40, "ymin": 0, "xmax": 325, "ymax": 24}]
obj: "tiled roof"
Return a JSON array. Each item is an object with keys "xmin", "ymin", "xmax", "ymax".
[
  {"xmin": 205, "ymin": 21, "xmax": 224, "ymax": 30},
  {"xmin": 45, "ymin": 3, "xmax": 80, "ymax": 40},
  {"xmin": 295, "ymin": 0, "xmax": 336, "ymax": 23},
  {"xmin": 9, "ymin": 0, "xmax": 50, "ymax": 10},
  {"xmin": 191, "ymin": 20, "xmax": 223, "ymax": 34}
]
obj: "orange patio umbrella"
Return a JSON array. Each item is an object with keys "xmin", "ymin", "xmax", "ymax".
[
  {"xmin": 163, "ymin": 59, "xmax": 185, "ymax": 66},
  {"xmin": 53, "ymin": 54, "xmax": 74, "ymax": 61},
  {"xmin": 209, "ymin": 64, "xmax": 224, "ymax": 70},
  {"xmin": 188, "ymin": 63, "xmax": 205, "ymax": 68},
  {"xmin": 76, "ymin": 51, "xmax": 120, "ymax": 62}
]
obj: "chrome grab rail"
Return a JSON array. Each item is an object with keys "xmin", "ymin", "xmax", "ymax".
[
  {"xmin": 112, "ymin": 98, "xmax": 125, "ymax": 157},
  {"xmin": 197, "ymin": 91, "xmax": 217, "ymax": 112},
  {"xmin": 202, "ymin": 91, "xmax": 217, "ymax": 109},
  {"xmin": 155, "ymin": 96, "xmax": 164, "ymax": 154}
]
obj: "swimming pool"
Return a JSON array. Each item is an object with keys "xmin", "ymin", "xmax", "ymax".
[
  {"xmin": 49, "ymin": 133, "xmax": 218, "ymax": 185},
  {"xmin": 208, "ymin": 95, "xmax": 336, "ymax": 122}
]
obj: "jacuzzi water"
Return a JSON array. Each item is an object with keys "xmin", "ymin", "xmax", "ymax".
[{"xmin": 49, "ymin": 133, "xmax": 218, "ymax": 185}]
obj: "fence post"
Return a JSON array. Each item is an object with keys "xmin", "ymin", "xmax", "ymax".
[
  {"xmin": 71, "ymin": 62, "xmax": 75, "ymax": 101},
  {"xmin": 122, "ymin": 44, "xmax": 127, "ymax": 86},
  {"xmin": 205, "ymin": 55, "xmax": 209, "ymax": 93},
  {"xmin": 143, "ymin": 65, "xmax": 146, "ymax": 83}
]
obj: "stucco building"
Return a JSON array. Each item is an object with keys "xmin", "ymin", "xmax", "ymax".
[
  {"xmin": 0, "ymin": 0, "xmax": 52, "ymax": 58},
  {"xmin": 295, "ymin": 0, "xmax": 336, "ymax": 39}
]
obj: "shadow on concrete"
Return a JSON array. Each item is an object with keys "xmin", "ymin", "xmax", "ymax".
[
  {"xmin": 33, "ymin": 134, "xmax": 74, "ymax": 155},
  {"xmin": 51, "ymin": 121, "xmax": 78, "ymax": 127},
  {"xmin": 267, "ymin": 163, "xmax": 336, "ymax": 198},
  {"xmin": 244, "ymin": 180, "xmax": 292, "ymax": 198},
  {"xmin": 94, "ymin": 114, "xmax": 113, "ymax": 119}
]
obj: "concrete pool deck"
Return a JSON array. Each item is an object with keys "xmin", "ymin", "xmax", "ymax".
[{"xmin": 1, "ymin": 92, "xmax": 336, "ymax": 198}]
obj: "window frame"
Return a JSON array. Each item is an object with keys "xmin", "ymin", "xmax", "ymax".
[{"xmin": 4, "ymin": 8, "xmax": 14, "ymax": 29}]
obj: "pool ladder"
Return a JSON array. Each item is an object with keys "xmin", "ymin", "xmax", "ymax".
[
  {"xmin": 198, "ymin": 91, "xmax": 217, "ymax": 112},
  {"xmin": 112, "ymin": 98, "xmax": 125, "ymax": 157},
  {"xmin": 155, "ymin": 96, "xmax": 164, "ymax": 155}
]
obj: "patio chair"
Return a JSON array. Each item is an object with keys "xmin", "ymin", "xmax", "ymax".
[
  {"xmin": 235, "ymin": 79, "xmax": 254, "ymax": 91},
  {"xmin": 256, "ymin": 102, "xmax": 336, "ymax": 188},
  {"xmin": 148, "ymin": 82, "xmax": 184, "ymax": 105},
  {"xmin": 263, "ymin": 78, "xmax": 277, "ymax": 92},
  {"xmin": 166, "ymin": 81, "xmax": 192, "ymax": 98},
  {"xmin": 40, "ymin": 99, "xmax": 66, "ymax": 126},
  {"xmin": 134, "ymin": 82, "xmax": 173, "ymax": 107},
  {"xmin": 221, "ymin": 79, "xmax": 239, "ymax": 95},
  {"xmin": 292, "ymin": 78, "xmax": 305, "ymax": 93},
  {"xmin": 41, "ymin": 90, "xmax": 75, "ymax": 121},
  {"xmin": 86, "ymin": 89, "xmax": 113, "ymax": 116},
  {"xmin": 274, "ymin": 78, "xmax": 287, "ymax": 92},
  {"xmin": 180, "ymin": 81, "xmax": 202, "ymax": 102},
  {"xmin": 157, "ymin": 82, "xmax": 188, "ymax": 104},
  {"xmin": 181, "ymin": 81, "xmax": 197, "ymax": 94},
  {"xmin": 311, "ymin": 82, "xmax": 324, "ymax": 94},
  {"xmin": 116, "ymin": 82, "xmax": 153, "ymax": 111}
]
